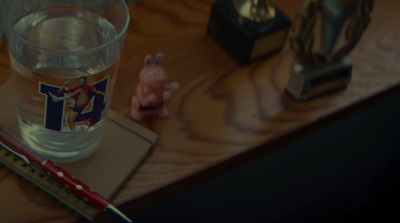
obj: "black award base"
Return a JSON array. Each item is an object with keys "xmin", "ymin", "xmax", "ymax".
[
  {"xmin": 207, "ymin": 0, "xmax": 291, "ymax": 65},
  {"xmin": 286, "ymin": 57, "xmax": 353, "ymax": 100}
]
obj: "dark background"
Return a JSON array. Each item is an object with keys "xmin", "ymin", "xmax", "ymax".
[{"xmin": 129, "ymin": 89, "xmax": 400, "ymax": 223}]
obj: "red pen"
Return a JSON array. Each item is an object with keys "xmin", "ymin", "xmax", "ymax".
[{"xmin": 0, "ymin": 127, "xmax": 133, "ymax": 222}]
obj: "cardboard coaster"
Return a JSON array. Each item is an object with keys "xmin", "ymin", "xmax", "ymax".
[{"xmin": 0, "ymin": 80, "xmax": 157, "ymax": 199}]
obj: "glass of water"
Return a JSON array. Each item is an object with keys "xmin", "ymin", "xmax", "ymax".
[{"xmin": 2, "ymin": 0, "xmax": 129, "ymax": 163}]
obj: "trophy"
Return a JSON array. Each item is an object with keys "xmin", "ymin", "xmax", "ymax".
[
  {"xmin": 207, "ymin": 0, "xmax": 291, "ymax": 65},
  {"xmin": 286, "ymin": 0, "xmax": 374, "ymax": 100}
]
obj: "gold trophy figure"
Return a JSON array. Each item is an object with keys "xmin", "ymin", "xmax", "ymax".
[
  {"xmin": 286, "ymin": 0, "xmax": 374, "ymax": 100},
  {"xmin": 207, "ymin": 0, "xmax": 291, "ymax": 65},
  {"xmin": 233, "ymin": 0, "xmax": 276, "ymax": 22}
]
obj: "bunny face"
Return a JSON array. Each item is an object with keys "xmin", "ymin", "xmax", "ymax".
[{"xmin": 139, "ymin": 53, "xmax": 168, "ymax": 89}]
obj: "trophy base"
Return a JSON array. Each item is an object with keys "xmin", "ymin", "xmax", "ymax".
[
  {"xmin": 286, "ymin": 57, "xmax": 353, "ymax": 100},
  {"xmin": 207, "ymin": 0, "xmax": 291, "ymax": 65}
]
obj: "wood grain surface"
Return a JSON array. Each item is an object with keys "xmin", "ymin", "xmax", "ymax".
[{"xmin": 0, "ymin": 0, "xmax": 399, "ymax": 222}]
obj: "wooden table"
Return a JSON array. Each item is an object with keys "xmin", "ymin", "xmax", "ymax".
[{"xmin": 1, "ymin": 0, "xmax": 399, "ymax": 222}]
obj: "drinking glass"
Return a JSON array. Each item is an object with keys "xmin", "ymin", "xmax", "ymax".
[{"xmin": 2, "ymin": 0, "xmax": 129, "ymax": 162}]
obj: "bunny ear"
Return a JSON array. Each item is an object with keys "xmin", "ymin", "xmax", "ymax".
[
  {"xmin": 155, "ymin": 52, "xmax": 164, "ymax": 65},
  {"xmin": 144, "ymin": 55, "xmax": 152, "ymax": 66}
]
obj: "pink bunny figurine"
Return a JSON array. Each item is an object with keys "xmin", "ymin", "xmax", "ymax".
[{"xmin": 130, "ymin": 53, "xmax": 171, "ymax": 121}]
